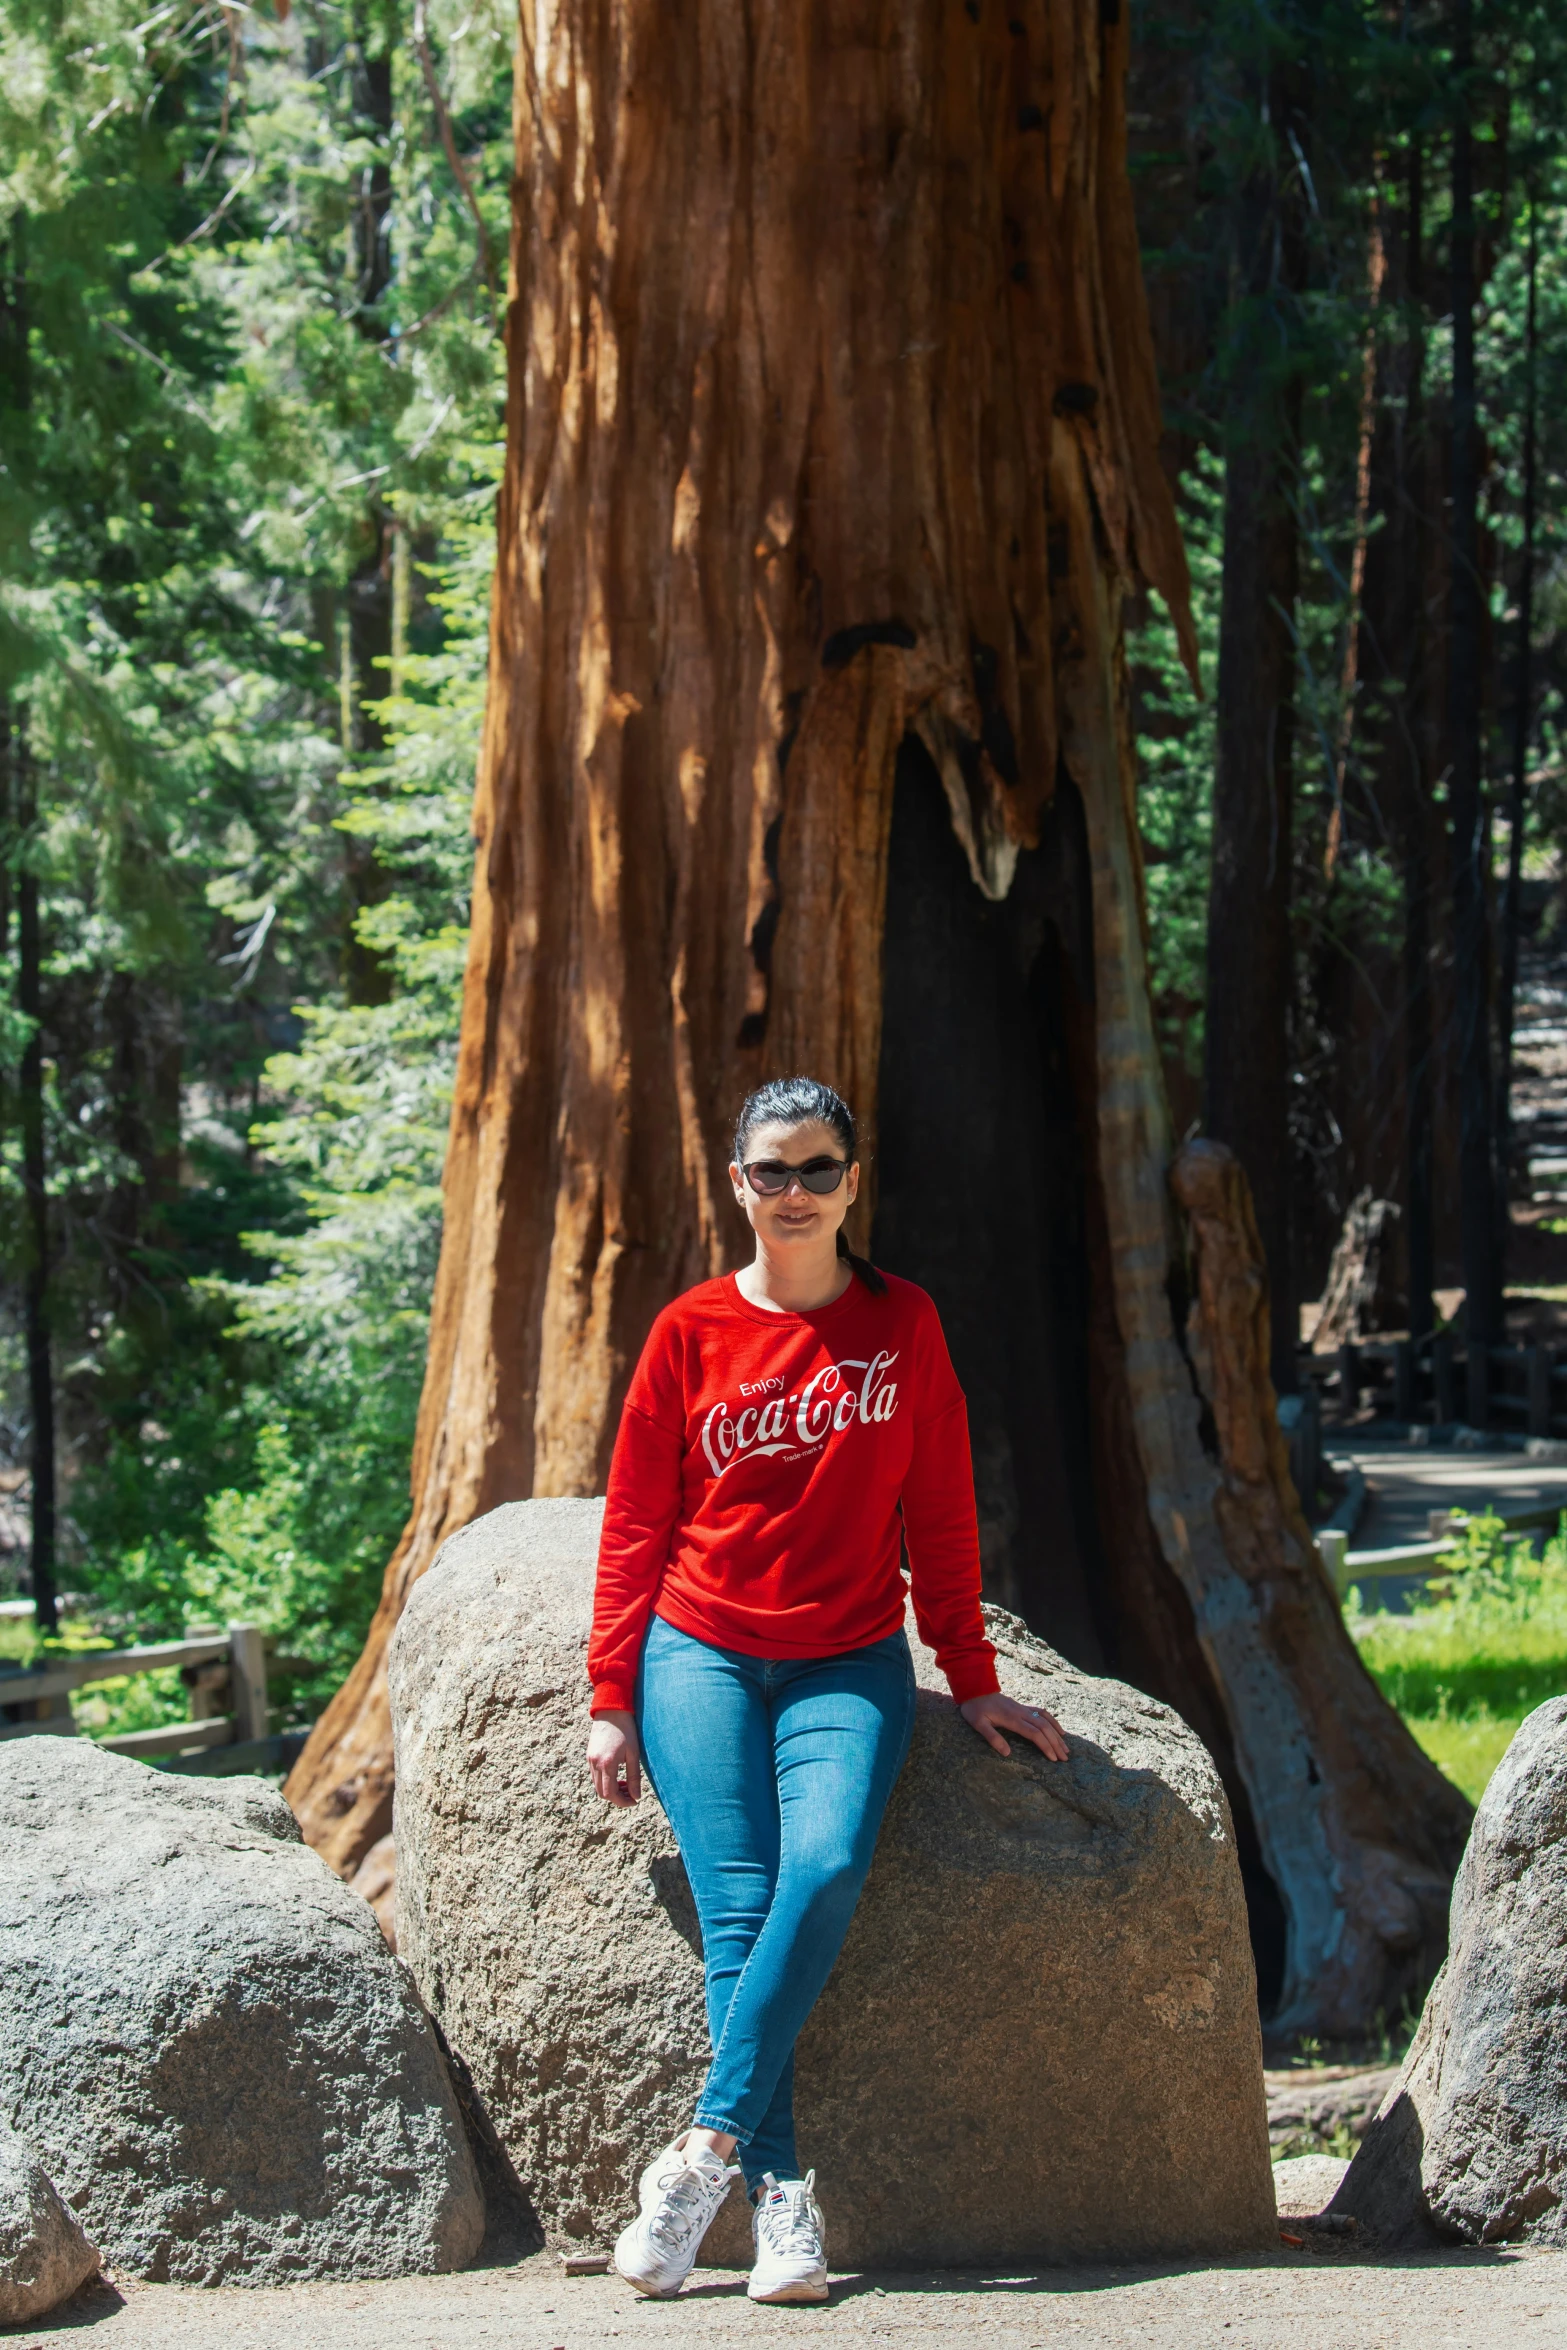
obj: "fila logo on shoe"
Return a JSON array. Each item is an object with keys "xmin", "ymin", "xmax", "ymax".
[{"xmin": 700, "ymin": 1353, "xmax": 900, "ymax": 1477}]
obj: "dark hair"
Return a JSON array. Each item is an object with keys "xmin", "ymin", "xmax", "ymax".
[{"xmin": 732, "ymin": 1077, "xmax": 888, "ymax": 1296}]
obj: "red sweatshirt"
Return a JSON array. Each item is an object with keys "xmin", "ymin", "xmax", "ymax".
[{"xmin": 589, "ymin": 1269, "xmax": 998, "ymax": 1712}]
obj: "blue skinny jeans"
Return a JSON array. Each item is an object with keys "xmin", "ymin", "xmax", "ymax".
[{"xmin": 635, "ymin": 1613, "xmax": 915, "ymax": 2188}]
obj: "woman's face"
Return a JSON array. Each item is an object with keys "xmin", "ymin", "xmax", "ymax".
[{"xmin": 729, "ymin": 1116, "xmax": 860, "ymax": 1253}]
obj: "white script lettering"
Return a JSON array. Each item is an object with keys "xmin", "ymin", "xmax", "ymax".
[{"xmin": 699, "ymin": 1354, "xmax": 901, "ymax": 1480}]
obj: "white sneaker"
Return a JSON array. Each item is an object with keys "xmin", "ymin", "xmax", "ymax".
[
  {"xmin": 613, "ymin": 2136, "xmax": 740, "ymax": 2298},
  {"xmin": 748, "ymin": 2169, "xmax": 829, "ymax": 2303}
]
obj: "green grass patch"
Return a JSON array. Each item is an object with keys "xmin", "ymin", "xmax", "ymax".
[
  {"xmin": 1349, "ymin": 1512, "xmax": 1567, "ymax": 1804},
  {"xmin": 1406, "ymin": 1714, "xmax": 1526, "ymax": 1806},
  {"xmin": 1353, "ymin": 1616, "xmax": 1567, "ymax": 1722}
]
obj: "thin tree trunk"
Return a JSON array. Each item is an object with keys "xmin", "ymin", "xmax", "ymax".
[
  {"xmin": 1, "ymin": 227, "xmax": 55, "ymax": 1633},
  {"xmin": 343, "ymin": 16, "xmax": 396, "ymax": 1007},
  {"xmin": 1361, "ymin": 138, "xmax": 1435, "ymax": 1342},
  {"xmin": 0, "ymin": 229, "xmax": 20, "ymax": 1292},
  {"xmin": 1496, "ymin": 198, "xmax": 1537, "ymax": 1182},
  {"xmin": 1404, "ymin": 817, "xmax": 1436, "ymax": 1341},
  {"xmin": 1206, "ymin": 424, "xmax": 1299, "ymax": 1395},
  {"xmin": 287, "ymin": 0, "xmax": 1471, "ymax": 2034},
  {"xmin": 16, "ymin": 732, "xmax": 57, "ymax": 1635},
  {"xmin": 1446, "ymin": 0, "xmax": 1503, "ymax": 1346},
  {"xmin": 1204, "ymin": 96, "xmax": 1307, "ymax": 1398},
  {"xmin": 1326, "ymin": 207, "xmax": 1388, "ymax": 878},
  {"xmin": 1401, "ymin": 139, "xmax": 1437, "ymax": 1345}
]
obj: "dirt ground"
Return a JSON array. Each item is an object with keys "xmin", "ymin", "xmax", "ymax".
[{"xmin": 26, "ymin": 2245, "xmax": 1567, "ymax": 2350}]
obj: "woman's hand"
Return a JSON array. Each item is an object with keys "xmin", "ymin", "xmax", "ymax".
[
  {"xmin": 959, "ymin": 1690, "xmax": 1069, "ymax": 1762},
  {"xmin": 588, "ymin": 1709, "xmax": 642, "ymax": 1807}
]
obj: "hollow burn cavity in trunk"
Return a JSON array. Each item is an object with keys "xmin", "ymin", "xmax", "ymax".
[
  {"xmin": 874, "ymin": 733, "xmax": 1287, "ymax": 2012},
  {"xmin": 874, "ymin": 733, "xmax": 1104, "ymax": 1662}
]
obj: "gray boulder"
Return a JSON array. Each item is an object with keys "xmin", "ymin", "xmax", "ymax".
[
  {"xmin": 1333, "ymin": 1697, "xmax": 1567, "ymax": 2246},
  {"xmin": 0, "ymin": 1740, "xmax": 484, "ymax": 2284},
  {"xmin": 1272, "ymin": 2153, "xmax": 1350, "ymax": 2219},
  {"xmin": 390, "ymin": 1498, "xmax": 1275, "ymax": 2268},
  {"xmin": 0, "ymin": 2116, "xmax": 98, "ymax": 2322}
]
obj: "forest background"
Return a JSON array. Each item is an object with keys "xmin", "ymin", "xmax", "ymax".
[{"xmin": 4, "ymin": 0, "xmax": 1567, "ymax": 1781}]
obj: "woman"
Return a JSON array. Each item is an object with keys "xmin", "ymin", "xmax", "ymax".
[{"xmin": 587, "ymin": 1076, "xmax": 1066, "ymax": 2304}]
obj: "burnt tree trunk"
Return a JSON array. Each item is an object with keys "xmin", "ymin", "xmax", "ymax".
[
  {"xmin": 288, "ymin": 0, "xmax": 1470, "ymax": 2033},
  {"xmin": 1171, "ymin": 1143, "xmax": 1470, "ymax": 2024}
]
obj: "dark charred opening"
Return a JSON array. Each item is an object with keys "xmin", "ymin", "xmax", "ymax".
[
  {"xmin": 874, "ymin": 730, "xmax": 1288, "ymax": 2011},
  {"xmin": 873, "ymin": 732, "xmax": 1106, "ymax": 1661}
]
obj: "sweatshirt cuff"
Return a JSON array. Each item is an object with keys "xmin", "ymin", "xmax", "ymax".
[
  {"xmin": 943, "ymin": 1654, "xmax": 1001, "ymax": 1704},
  {"xmin": 591, "ymin": 1679, "xmax": 636, "ymax": 1716}
]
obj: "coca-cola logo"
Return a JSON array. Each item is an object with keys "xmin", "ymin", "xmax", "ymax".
[{"xmin": 699, "ymin": 1352, "xmax": 900, "ymax": 1479}]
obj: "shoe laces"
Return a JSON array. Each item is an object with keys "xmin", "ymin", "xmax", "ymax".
[
  {"xmin": 756, "ymin": 2170, "xmax": 822, "ymax": 2259},
  {"xmin": 647, "ymin": 2158, "xmax": 730, "ymax": 2254}
]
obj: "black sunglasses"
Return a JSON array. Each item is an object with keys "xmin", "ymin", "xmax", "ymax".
[{"xmin": 742, "ymin": 1156, "xmax": 849, "ymax": 1197}]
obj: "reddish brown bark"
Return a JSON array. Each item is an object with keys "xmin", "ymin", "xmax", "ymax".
[{"xmin": 287, "ymin": 0, "xmax": 1467, "ymax": 2037}]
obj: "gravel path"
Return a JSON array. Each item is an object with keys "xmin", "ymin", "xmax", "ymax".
[{"xmin": 28, "ymin": 2246, "xmax": 1567, "ymax": 2350}]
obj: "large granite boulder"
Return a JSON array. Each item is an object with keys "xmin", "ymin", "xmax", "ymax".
[
  {"xmin": 0, "ymin": 2116, "xmax": 98, "ymax": 2323},
  {"xmin": 1333, "ymin": 1697, "xmax": 1567, "ymax": 2246},
  {"xmin": 390, "ymin": 1498, "xmax": 1275, "ymax": 2268},
  {"xmin": 0, "ymin": 1741, "xmax": 484, "ymax": 2284}
]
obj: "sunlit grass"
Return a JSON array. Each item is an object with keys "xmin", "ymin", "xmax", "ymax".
[
  {"xmin": 1406, "ymin": 1713, "xmax": 1526, "ymax": 1805},
  {"xmin": 1349, "ymin": 1513, "xmax": 1567, "ymax": 1805}
]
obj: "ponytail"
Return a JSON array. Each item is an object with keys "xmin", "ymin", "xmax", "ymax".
[
  {"xmin": 836, "ymin": 1226, "xmax": 889, "ymax": 1297},
  {"xmin": 734, "ymin": 1075, "xmax": 888, "ymax": 1297}
]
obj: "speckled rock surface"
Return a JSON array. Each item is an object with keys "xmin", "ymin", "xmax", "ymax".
[
  {"xmin": 0, "ymin": 2114, "xmax": 98, "ymax": 2322},
  {"xmin": 1333, "ymin": 1697, "xmax": 1567, "ymax": 2247},
  {"xmin": 0, "ymin": 1740, "xmax": 484, "ymax": 2285},
  {"xmin": 390, "ymin": 1497, "xmax": 1274, "ymax": 2268}
]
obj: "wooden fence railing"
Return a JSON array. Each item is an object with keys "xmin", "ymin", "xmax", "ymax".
[
  {"xmin": 1303, "ymin": 1332, "xmax": 1567, "ymax": 1436},
  {"xmin": 0, "ymin": 1623, "xmax": 308, "ymax": 1773}
]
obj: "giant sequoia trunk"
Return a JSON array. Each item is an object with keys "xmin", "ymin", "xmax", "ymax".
[{"xmin": 288, "ymin": 0, "xmax": 1470, "ymax": 2035}]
